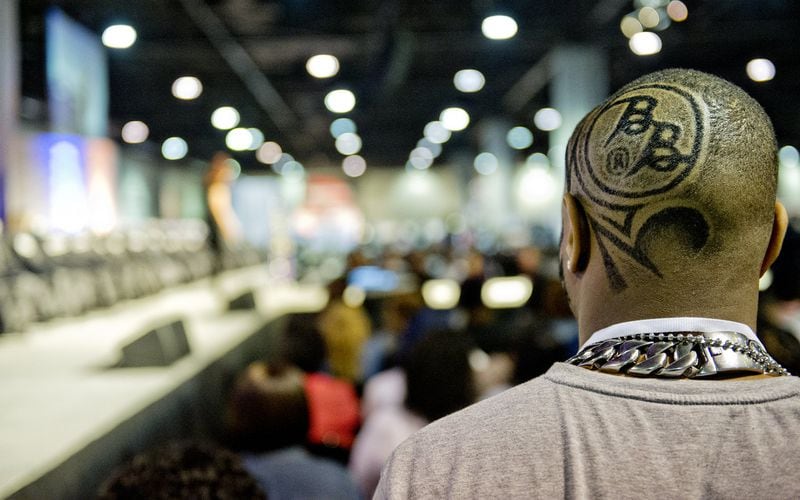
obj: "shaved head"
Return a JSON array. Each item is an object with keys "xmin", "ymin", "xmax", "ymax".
[{"xmin": 566, "ymin": 68, "xmax": 778, "ymax": 293}]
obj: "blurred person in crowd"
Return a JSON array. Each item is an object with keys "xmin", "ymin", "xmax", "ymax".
[
  {"xmin": 203, "ymin": 151, "xmax": 242, "ymax": 271},
  {"xmin": 360, "ymin": 290, "xmax": 424, "ymax": 381},
  {"xmin": 317, "ymin": 276, "xmax": 372, "ymax": 382},
  {"xmin": 225, "ymin": 361, "xmax": 360, "ymax": 499},
  {"xmin": 349, "ymin": 329, "xmax": 476, "ymax": 498},
  {"xmin": 376, "ymin": 69, "xmax": 800, "ymax": 498},
  {"xmin": 515, "ymin": 245, "xmax": 548, "ymax": 315},
  {"xmin": 97, "ymin": 440, "xmax": 266, "ymax": 500},
  {"xmin": 277, "ymin": 314, "xmax": 361, "ymax": 464}
]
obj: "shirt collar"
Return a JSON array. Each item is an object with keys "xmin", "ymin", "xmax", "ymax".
[{"xmin": 584, "ymin": 317, "xmax": 763, "ymax": 349}]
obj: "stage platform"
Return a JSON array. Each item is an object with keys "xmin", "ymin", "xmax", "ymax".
[{"xmin": 0, "ymin": 265, "xmax": 327, "ymax": 499}]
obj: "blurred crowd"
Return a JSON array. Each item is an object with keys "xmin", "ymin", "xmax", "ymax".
[
  {"xmin": 97, "ymin": 217, "xmax": 800, "ymax": 499},
  {"xmin": 99, "ymin": 241, "xmax": 579, "ymax": 499}
]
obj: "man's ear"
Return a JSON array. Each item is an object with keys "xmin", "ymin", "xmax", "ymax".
[
  {"xmin": 761, "ymin": 201, "xmax": 788, "ymax": 276},
  {"xmin": 563, "ymin": 193, "xmax": 590, "ymax": 273}
]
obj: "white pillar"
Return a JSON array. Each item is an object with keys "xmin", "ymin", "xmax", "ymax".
[
  {"xmin": 548, "ymin": 45, "xmax": 609, "ymax": 176},
  {"xmin": 0, "ymin": 0, "xmax": 20, "ymax": 222}
]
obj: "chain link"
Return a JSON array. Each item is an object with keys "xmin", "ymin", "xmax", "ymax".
[{"xmin": 566, "ymin": 331, "xmax": 790, "ymax": 378}]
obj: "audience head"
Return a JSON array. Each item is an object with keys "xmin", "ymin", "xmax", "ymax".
[
  {"xmin": 97, "ymin": 440, "xmax": 266, "ymax": 499},
  {"xmin": 560, "ymin": 68, "xmax": 787, "ymax": 339},
  {"xmin": 403, "ymin": 329, "xmax": 476, "ymax": 422},
  {"xmin": 277, "ymin": 314, "xmax": 327, "ymax": 373},
  {"xmin": 225, "ymin": 362, "xmax": 309, "ymax": 453}
]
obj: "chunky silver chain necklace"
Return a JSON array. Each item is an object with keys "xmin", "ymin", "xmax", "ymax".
[{"xmin": 565, "ymin": 331, "xmax": 790, "ymax": 378}]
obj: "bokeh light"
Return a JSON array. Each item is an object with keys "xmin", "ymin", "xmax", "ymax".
[
  {"xmin": 454, "ymin": 69, "xmax": 486, "ymax": 93},
  {"xmin": 533, "ymin": 108, "xmax": 562, "ymax": 131},
  {"xmin": 161, "ymin": 137, "xmax": 188, "ymax": 160},
  {"xmin": 424, "ymin": 121, "xmax": 452, "ymax": 143},
  {"xmin": 306, "ymin": 54, "xmax": 340, "ymax": 78},
  {"xmin": 409, "ymin": 147, "xmax": 434, "ymax": 170},
  {"xmin": 474, "ymin": 152, "xmax": 498, "ymax": 175},
  {"xmin": 440, "ymin": 107, "xmax": 470, "ymax": 131},
  {"xmin": 667, "ymin": 1, "xmax": 688, "ymax": 22},
  {"xmin": 330, "ymin": 117, "xmax": 357, "ymax": 138},
  {"xmin": 629, "ymin": 31, "xmax": 662, "ymax": 56},
  {"xmin": 779, "ymin": 145, "xmax": 799, "ymax": 167},
  {"xmin": 325, "ymin": 89, "xmax": 356, "ymax": 113},
  {"xmin": 620, "ymin": 16, "xmax": 643, "ymax": 38},
  {"xmin": 101, "ymin": 24, "xmax": 137, "ymax": 49},
  {"xmin": 247, "ymin": 128, "xmax": 264, "ymax": 150},
  {"xmin": 506, "ymin": 126, "xmax": 533, "ymax": 150},
  {"xmin": 121, "ymin": 121, "xmax": 149, "ymax": 144},
  {"xmin": 746, "ymin": 58, "xmax": 776, "ymax": 82},
  {"xmin": 481, "ymin": 15, "xmax": 518, "ymax": 40},
  {"xmin": 257, "ymin": 141, "xmax": 283, "ymax": 164},
  {"xmin": 211, "ymin": 106, "xmax": 240, "ymax": 130},
  {"xmin": 417, "ymin": 138, "xmax": 442, "ymax": 158},
  {"xmin": 171, "ymin": 76, "xmax": 203, "ymax": 100},
  {"xmin": 335, "ymin": 132, "xmax": 362, "ymax": 155},
  {"xmin": 638, "ymin": 7, "xmax": 660, "ymax": 28},
  {"xmin": 225, "ymin": 128, "xmax": 252, "ymax": 151},
  {"xmin": 342, "ymin": 155, "xmax": 367, "ymax": 177}
]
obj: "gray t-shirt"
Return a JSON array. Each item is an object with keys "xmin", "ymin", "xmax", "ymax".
[{"xmin": 376, "ymin": 363, "xmax": 800, "ymax": 499}]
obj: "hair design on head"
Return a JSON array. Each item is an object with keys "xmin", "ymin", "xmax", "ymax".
[{"xmin": 566, "ymin": 69, "xmax": 777, "ymax": 292}]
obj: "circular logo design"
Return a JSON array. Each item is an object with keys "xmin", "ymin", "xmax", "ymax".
[{"xmin": 575, "ymin": 83, "xmax": 705, "ymax": 204}]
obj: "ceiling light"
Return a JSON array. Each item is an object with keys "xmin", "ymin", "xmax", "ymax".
[
  {"xmin": 257, "ymin": 141, "xmax": 282, "ymax": 164},
  {"xmin": 474, "ymin": 152, "xmax": 498, "ymax": 175},
  {"xmin": 282, "ymin": 161, "xmax": 305, "ymax": 180},
  {"xmin": 226, "ymin": 159, "xmax": 242, "ymax": 180},
  {"xmin": 121, "ymin": 120, "xmax": 149, "ymax": 144},
  {"xmin": 306, "ymin": 54, "xmax": 340, "ymax": 78},
  {"xmin": 620, "ymin": 16, "xmax": 644, "ymax": 38},
  {"xmin": 325, "ymin": 89, "xmax": 356, "ymax": 113},
  {"xmin": 638, "ymin": 7, "xmax": 660, "ymax": 28},
  {"xmin": 330, "ymin": 117, "xmax": 357, "ymax": 138},
  {"xmin": 533, "ymin": 108, "xmax": 562, "ymax": 131},
  {"xmin": 409, "ymin": 147, "xmax": 434, "ymax": 170},
  {"xmin": 746, "ymin": 58, "xmax": 776, "ymax": 82},
  {"xmin": 101, "ymin": 24, "xmax": 137, "ymax": 49},
  {"xmin": 335, "ymin": 132, "xmax": 362, "ymax": 155},
  {"xmin": 526, "ymin": 152, "xmax": 550, "ymax": 168},
  {"xmin": 481, "ymin": 15, "xmax": 518, "ymax": 40},
  {"xmin": 440, "ymin": 107, "xmax": 470, "ymax": 131},
  {"xmin": 629, "ymin": 31, "xmax": 662, "ymax": 56},
  {"xmin": 161, "ymin": 137, "xmax": 188, "ymax": 160},
  {"xmin": 454, "ymin": 69, "xmax": 485, "ymax": 93},
  {"xmin": 211, "ymin": 106, "xmax": 240, "ymax": 130},
  {"xmin": 417, "ymin": 138, "xmax": 442, "ymax": 158},
  {"xmin": 171, "ymin": 76, "xmax": 203, "ymax": 100},
  {"xmin": 506, "ymin": 126, "xmax": 533, "ymax": 149},
  {"xmin": 247, "ymin": 128, "xmax": 264, "ymax": 150},
  {"xmin": 226, "ymin": 128, "xmax": 252, "ymax": 151},
  {"xmin": 272, "ymin": 153, "xmax": 294, "ymax": 174},
  {"xmin": 666, "ymin": 1, "xmax": 688, "ymax": 22},
  {"xmin": 779, "ymin": 145, "xmax": 799, "ymax": 167},
  {"xmin": 342, "ymin": 155, "xmax": 367, "ymax": 177},
  {"xmin": 423, "ymin": 121, "xmax": 451, "ymax": 143}
]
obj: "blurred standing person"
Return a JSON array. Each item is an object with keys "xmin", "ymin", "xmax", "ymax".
[
  {"xmin": 203, "ymin": 151, "xmax": 242, "ymax": 271},
  {"xmin": 225, "ymin": 362, "xmax": 360, "ymax": 499},
  {"xmin": 318, "ymin": 277, "xmax": 372, "ymax": 383},
  {"xmin": 349, "ymin": 329, "xmax": 476, "ymax": 498},
  {"xmin": 277, "ymin": 314, "xmax": 361, "ymax": 464}
]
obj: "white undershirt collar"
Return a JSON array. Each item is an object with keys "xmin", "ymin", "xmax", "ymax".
[{"xmin": 584, "ymin": 317, "xmax": 763, "ymax": 349}]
